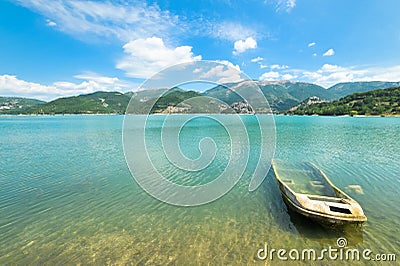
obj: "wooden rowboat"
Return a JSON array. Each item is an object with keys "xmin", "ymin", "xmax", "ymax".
[{"xmin": 272, "ymin": 160, "xmax": 367, "ymax": 227}]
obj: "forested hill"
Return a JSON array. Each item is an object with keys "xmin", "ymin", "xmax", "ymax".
[
  {"xmin": 29, "ymin": 92, "xmax": 130, "ymax": 114},
  {"xmin": 0, "ymin": 97, "xmax": 45, "ymax": 114},
  {"xmin": 287, "ymin": 87, "xmax": 400, "ymax": 116},
  {"xmin": 2, "ymin": 81, "xmax": 400, "ymax": 115}
]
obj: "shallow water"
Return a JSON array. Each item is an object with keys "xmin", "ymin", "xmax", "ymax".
[
  {"xmin": 0, "ymin": 115, "xmax": 399, "ymax": 265},
  {"xmin": 272, "ymin": 160, "xmax": 336, "ymax": 196}
]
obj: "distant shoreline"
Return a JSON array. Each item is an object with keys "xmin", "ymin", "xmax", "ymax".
[
  {"xmin": 1, "ymin": 113, "xmax": 399, "ymax": 118},
  {"xmin": 278, "ymin": 114, "xmax": 400, "ymax": 118},
  {"xmin": 0, "ymin": 113, "xmax": 123, "ymax": 117}
]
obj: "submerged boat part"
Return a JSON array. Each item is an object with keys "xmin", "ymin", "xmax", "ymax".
[{"xmin": 272, "ymin": 160, "xmax": 367, "ymax": 227}]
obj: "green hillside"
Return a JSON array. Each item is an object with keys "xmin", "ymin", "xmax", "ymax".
[
  {"xmin": 202, "ymin": 85, "xmax": 243, "ymax": 105},
  {"xmin": 203, "ymin": 81, "xmax": 335, "ymax": 112},
  {"xmin": 328, "ymin": 81, "xmax": 400, "ymax": 99},
  {"xmin": 151, "ymin": 89, "xmax": 201, "ymax": 113},
  {"xmin": 29, "ymin": 91, "xmax": 130, "ymax": 114},
  {"xmin": 126, "ymin": 89, "xmax": 203, "ymax": 114},
  {"xmin": 128, "ymin": 88, "xmax": 168, "ymax": 102},
  {"xmin": 260, "ymin": 81, "xmax": 335, "ymax": 111},
  {"xmin": 0, "ymin": 97, "xmax": 45, "ymax": 114},
  {"xmin": 2, "ymin": 81, "xmax": 400, "ymax": 115},
  {"xmin": 287, "ymin": 87, "xmax": 400, "ymax": 116},
  {"xmin": 283, "ymin": 81, "xmax": 336, "ymax": 100}
]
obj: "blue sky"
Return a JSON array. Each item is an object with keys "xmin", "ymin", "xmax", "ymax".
[{"xmin": 1, "ymin": 0, "xmax": 400, "ymax": 100}]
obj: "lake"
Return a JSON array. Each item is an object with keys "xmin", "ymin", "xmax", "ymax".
[{"xmin": 0, "ymin": 115, "xmax": 399, "ymax": 265}]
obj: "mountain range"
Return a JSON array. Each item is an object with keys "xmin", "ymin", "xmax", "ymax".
[
  {"xmin": 0, "ymin": 81, "xmax": 399, "ymax": 114},
  {"xmin": 328, "ymin": 81, "xmax": 400, "ymax": 98},
  {"xmin": 203, "ymin": 81, "xmax": 336, "ymax": 111}
]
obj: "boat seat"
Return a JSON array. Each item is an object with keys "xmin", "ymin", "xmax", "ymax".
[
  {"xmin": 282, "ymin": 179, "xmax": 294, "ymax": 184},
  {"xmin": 310, "ymin": 180, "xmax": 324, "ymax": 188}
]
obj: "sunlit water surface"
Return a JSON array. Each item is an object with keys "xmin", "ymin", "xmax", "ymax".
[{"xmin": 0, "ymin": 115, "xmax": 399, "ymax": 265}]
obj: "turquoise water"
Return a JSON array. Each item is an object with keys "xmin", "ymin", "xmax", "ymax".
[
  {"xmin": 0, "ymin": 115, "xmax": 399, "ymax": 265},
  {"xmin": 272, "ymin": 160, "xmax": 337, "ymax": 197}
]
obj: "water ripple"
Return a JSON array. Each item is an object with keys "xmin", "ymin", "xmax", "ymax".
[{"xmin": 0, "ymin": 115, "xmax": 398, "ymax": 264}]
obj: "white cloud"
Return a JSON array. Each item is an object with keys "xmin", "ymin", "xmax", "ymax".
[
  {"xmin": 116, "ymin": 37, "xmax": 201, "ymax": 79},
  {"xmin": 301, "ymin": 66, "xmax": 363, "ymax": 87},
  {"xmin": 251, "ymin": 57, "xmax": 264, "ymax": 63},
  {"xmin": 308, "ymin": 42, "xmax": 316, "ymax": 47},
  {"xmin": 312, "ymin": 53, "xmax": 317, "ymax": 57},
  {"xmin": 0, "ymin": 75, "xmax": 56, "ymax": 100},
  {"xmin": 17, "ymin": 1, "xmax": 264, "ymax": 44},
  {"xmin": 74, "ymin": 73, "xmax": 118, "ymax": 84},
  {"xmin": 259, "ymin": 71, "xmax": 296, "ymax": 81},
  {"xmin": 251, "ymin": 57, "xmax": 269, "ymax": 69},
  {"xmin": 259, "ymin": 71, "xmax": 280, "ymax": 81},
  {"xmin": 216, "ymin": 60, "xmax": 241, "ymax": 72},
  {"xmin": 323, "ymin": 48, "xmax": 335, "ymax": 57},
  {"xmin": 270, "ymin": 64, "xmax": 289, "ymax": 70},
  {"xmin": 193, "ymin": 68, "xmax": 202, "ymax": 74},
  {"xmin": 0, "ymin": 73, "xmax": 137, "ymax": 101},
  {"xmin": 266, "ymin": 0, "xmax": 296, "ymax": 13},
  {"xmin": 200, "ymin": 61, "xmax": 243, "ymax": 84},
  {"xmin": 363, "ymin": 66, "xmax": 400, "ymax": 81},
  {"xmin": 299, "ymin": 64, "xmax": 400, "ymax": 87},
  {"xmin": 284, "ymin": 0, "xmax": 297, "ymax": 11},
  {"xmin": 318, "ymin": 64, "xmax": 343, "ymax": 73},
  {"xmin": 3, "ymin": 64, "xmax": 400, "ymax": 100},
  {"xmin": 46, "ymin": 19, "xmax": 56, "ymax": 27},
  {"xmin": 233, "ymin": 37, "xmax": 257, "ymax": 55},
  {"xmin": 74, "ymin": 72, "xmax": 136, "ymax": 90},
  {"xmin": 15, "ymin": 0, "xmax": 179, "ymax": 42},
  {"xmin": 210, "ymin": 21, "xmax": 259, "ymax": 41},
  {"xmin": 282, "ymin": 73, "xmax": 297, "ymax": 80},
  {"xmin": 258, "ymin": 63, "xmax": 400, "ymax": 87}
]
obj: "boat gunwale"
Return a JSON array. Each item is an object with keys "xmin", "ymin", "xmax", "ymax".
[
  {"xmin": 308, "ymin": 162, "xmax": 353, "ymax": 200},
  {"xmin": 280, "ymin": 188, "xmax": 367, "ymax": 223},
  {"xmin": 271, "ymin": 160, "xmax": 367, "ymax": 224}
]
